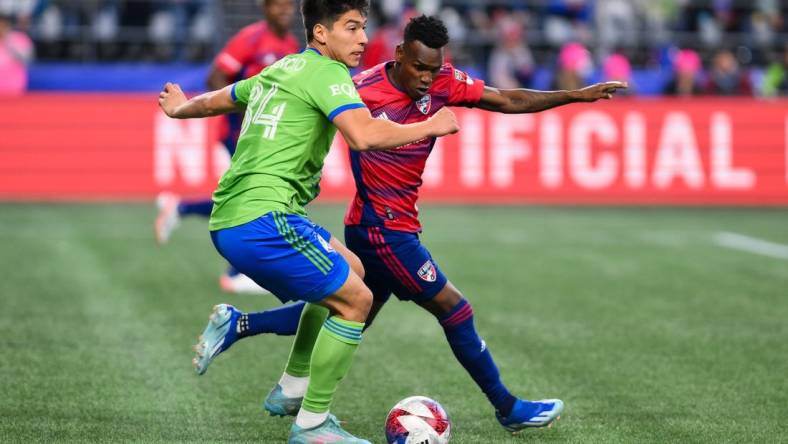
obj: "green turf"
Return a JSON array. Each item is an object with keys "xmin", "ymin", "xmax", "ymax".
[{"xmin": 1, "ymin": 203, "xmax": 787, "ymax": 443}]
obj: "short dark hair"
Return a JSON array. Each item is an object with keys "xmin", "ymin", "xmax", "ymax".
[
  {"xmin": 403, "ymin": 15, "xmax": 449, "ymax": 49},
  {"xmin": 301, "ymin": 0, "xmax": 369, "ymax": 42}
]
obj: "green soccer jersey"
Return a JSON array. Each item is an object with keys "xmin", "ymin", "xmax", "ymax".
[{"xmin": 209, "ymin": 48, "xmax": 366, "ymax": 230}]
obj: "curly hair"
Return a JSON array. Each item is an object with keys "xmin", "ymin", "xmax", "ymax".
[
  {"xmin": 301, "ymin": 0, "xmax": 370, "ymax": 42},
  {"xmin": 403, "ymin": 15, "xmax": 449, "ymax": 49}
]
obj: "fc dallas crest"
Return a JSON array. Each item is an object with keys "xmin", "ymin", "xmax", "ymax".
[
  {"xmin": 417, "ymin": 260, "xmax": 437, "ymax": 282},
  {"xmin": 416, "ymin": 94, "xmax": 431, "ymax": 115}
]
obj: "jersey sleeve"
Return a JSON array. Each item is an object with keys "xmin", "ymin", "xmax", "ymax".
[
  {"xmin": 230, "ymin": 76, "xmax": 256, "ymax": 105},
  {"xmin": 446, "ymin": 65, "xmax": 485, "ymax": 106},
  {"xmin": 214, "ymin": 26, "xmax": 255, "ymax": 77},
  {"xmin": 305, "ymin": 63, "xmax": 367, "ymax": 121}
]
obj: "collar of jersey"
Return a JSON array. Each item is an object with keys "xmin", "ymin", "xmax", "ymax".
[
  {"xmin": 301, "ymin": 47, "xmax": 323, "ymax": 56},
  {"xmin": 382, "ymin": 60, "xmax": 415, "ymax": 98}
]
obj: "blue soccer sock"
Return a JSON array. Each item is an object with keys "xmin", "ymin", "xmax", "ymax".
[
  {"xmin": 236, "ymin": 302, "xmax": 306, "ymax": 338},
  {"xmin": 439, "ymin": 298, "xmax": 516, "ymax": 416},
  {"xmin": 177, "ymin": 199, "xmax": 213, "ymax": 217}
]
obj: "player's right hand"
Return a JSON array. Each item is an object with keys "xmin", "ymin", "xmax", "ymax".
[
  {"xmin": 428, "ymin": 107, "xmax": 460, "ymax": 137},
  {"xmin": 575, "ymin": 81, "xmax": 628, "ymax": 101},
  {"xmin": 158, "ymin": 82, "xmax": 188, "ymax": 118}
]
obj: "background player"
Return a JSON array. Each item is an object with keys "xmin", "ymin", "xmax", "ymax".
[
  {"xmin": 155, "ymin": 0, "xmax": 298, "ymax": 294},
  {"xmin": 195, "ymin": 15, "xmax": 625, "ymax": 434},
  {"xmin": 158, "ymin": 1, "xmax": 460, "ymax": 442}
]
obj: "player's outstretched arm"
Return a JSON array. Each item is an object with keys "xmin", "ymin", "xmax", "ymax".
[
  {"xmin": 475, "ymin": 81, "xmax": 628, "ymax": 114},
  {"xmin": 333, "ymin": 107, "xmax": 459, "ymax": 151},
  {"xmin": 158, "ymin": 82, "xmax": 242, "ymax": 119}
]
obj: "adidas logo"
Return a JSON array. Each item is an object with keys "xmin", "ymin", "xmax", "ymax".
[{"xmin": 375, "ymin": 111, "xmax": 389, "ymax": 120}]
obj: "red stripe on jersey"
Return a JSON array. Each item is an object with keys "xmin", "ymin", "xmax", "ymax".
[
  {"xmin": 368, "ymin": 227, "xmax": 422, "ymax": 294},
  {"xmin": 367, "ymin": 228, "xmax": 408, "ymax": 290},
  {"xmin": 368, "ymin": 228, "xmax": 420, "ymax": 294}
]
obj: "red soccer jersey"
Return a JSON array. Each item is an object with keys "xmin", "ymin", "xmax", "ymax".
[
  {"xmin": 344, "ymin": 62, "xmax": 485, "ymax": 232},
  {"xmin": 214, "ymin": 21, "xmax": 299, "ymax": 80}
]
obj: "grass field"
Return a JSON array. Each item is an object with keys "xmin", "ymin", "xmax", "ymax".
[{"xmin": 1, "ymin": 203, "xmax": 787, "ymax": 443}]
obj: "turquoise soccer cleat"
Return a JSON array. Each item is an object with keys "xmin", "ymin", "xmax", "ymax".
[
  {"xmin": 264, "ymin": 384, "xmax": 302, "ymax": 417},
  {"xmin": 288, "ymin": 414, "xmax": 371, "ymax": 444},
  {"xmin": 496, "ymin": 398, "xmax": 564, "ymax": 433},
  {"xmin": 154, "ymin": 192, "xmax": 181, "ymax": 245},
  {"xmin": 192, "ymin": 304, "xmax": 241, "ymax": 375}
]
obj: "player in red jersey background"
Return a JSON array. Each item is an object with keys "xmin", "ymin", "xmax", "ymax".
[{"xmin": 155, "ymin": 0, "xmax": 298, "ymax": 294}]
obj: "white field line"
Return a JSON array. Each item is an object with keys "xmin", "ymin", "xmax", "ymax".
[{"xmin": 713, "ymin": 231, "xmax": 788, "ymax": 260}]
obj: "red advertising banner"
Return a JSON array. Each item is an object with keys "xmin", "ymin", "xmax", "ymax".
[{"xmin": 1, "ymin": 94, "xmax": 787, "ymax": 204}]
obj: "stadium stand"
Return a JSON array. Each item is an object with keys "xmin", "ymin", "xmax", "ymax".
[{"xmin": 5, "ymin": 0, "xmax": 788, "ymax": 95}]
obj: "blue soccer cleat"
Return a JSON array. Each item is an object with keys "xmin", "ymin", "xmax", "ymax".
[
  {"xmin": 264, "ymin": 384, "xmax": 302, "ymax": 417},
  {"xmin": 496, "ymin": 398, "xmax": 564, "ymax": 433},
  {"xmin": 288, "ymin": 414, "xmax": 371, "ymax": 444},
  {"xmin": 192, "ymin": 304, "xmax": 241, "ymax": 375}
]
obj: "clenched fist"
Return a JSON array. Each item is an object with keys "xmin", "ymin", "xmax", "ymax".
[{"xmin": 158, "ymin": 82, "xmax": 188, "ymax": 117}]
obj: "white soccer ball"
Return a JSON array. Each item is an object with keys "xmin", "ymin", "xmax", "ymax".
[{"xmin": 385, "ymin": 396, "xmax": 451, "ymax": 444}]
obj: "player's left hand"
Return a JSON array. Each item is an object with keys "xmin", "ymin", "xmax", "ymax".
[
  {"xmin": 574, "ymin": 81, "xmax": 628, "ymax": 102},
  {"xmin": 159, "ymin": 82, "xmax": 188, "ymax": 117}
]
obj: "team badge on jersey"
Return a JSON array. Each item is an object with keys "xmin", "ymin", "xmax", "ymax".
[
  {"xmin": 417, "ymin": 260, "xmax": 437, "ymax": 282},
  {"xmin": 416, "ymin": 94, "xmax": 431, "ymax": 115},
  {"xmin": 454, "ymin": 68, "xmax": 474, "ymax": 85}
]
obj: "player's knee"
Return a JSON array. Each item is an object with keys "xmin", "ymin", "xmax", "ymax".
[
  {"xmin": 354, "ymin": 286, "xmax": 373, "ymax": 319},
  {"xmin": 340, "ymin": 283, "xmax": 372, "ymax": 323},
  {"xmin": 430, "ymin": 283, "xmax": 464, "ymax": 317}
]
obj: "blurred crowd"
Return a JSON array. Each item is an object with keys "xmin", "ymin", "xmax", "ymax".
[
  {"xmin": 372, "ymin": 0, "xmax": 788, "ymax": 96},
  {"xmin": 1, "ymin": 0, "xmax": 787, "ymax": 96},
  {"xmin": 1, "ymin": 0, "xmax": 216, "ymax": 63}
]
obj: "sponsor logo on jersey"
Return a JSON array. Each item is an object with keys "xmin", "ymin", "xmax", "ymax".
[
  {"xmin": 270, "ymin": 56, "xmax": 306, "ymax": 72},
  {"xmin": 329, "ymin": 83, "xmax": 360, "ymax": 98},
  {"xmin": 416, "ymin": 94, "xmax": 431, "ymax": 114},
  {"xmin": 316, "ymin": 234, "xmax": 335, "ymax": 253},
  {"xmin": 375, "ymin": 111, "xmax": 389, "ymax": 120},
  {"xmin": 418, "ymin": 260, "xmax": 437, "ymax": 282}
]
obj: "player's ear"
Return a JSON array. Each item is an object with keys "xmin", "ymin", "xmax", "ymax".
[
  {"xmin": 312, "ymin": 23, "xmax": 328, "ymax": 45},
  {"xmin": 394, "ymin": 44, "xmax": 404, "ymax": 63}
]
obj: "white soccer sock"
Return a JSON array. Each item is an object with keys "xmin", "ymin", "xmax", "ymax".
[
  {"xmin": 295, "ymin": 408, "xmax": 329, "ymax": 429},
  {"xmin": 279, "ymin": 373, "xmax": 309, "ymax": 398}
]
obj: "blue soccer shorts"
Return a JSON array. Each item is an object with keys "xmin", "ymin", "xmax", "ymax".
[
  {"xmin": 210, "ymin": 212, "xmax": 350, "ymax": 304},
  {"xmin": 344, "ymin": 225, "xmax": 448, "ymax": 304}
]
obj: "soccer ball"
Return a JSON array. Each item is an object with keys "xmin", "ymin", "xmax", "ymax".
[{"xmin": 385, "ymin": 396, "xmax": 451, "ymax": 444}]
